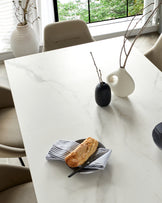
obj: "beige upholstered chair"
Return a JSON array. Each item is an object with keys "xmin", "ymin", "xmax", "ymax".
[
  {"xmin": 43, "ymin": 19, "xmax": 94, "ymax": 51},
  {"xmin": 0, "ymin": 164, "xmax": 37, "ymax": 203},
  {"xmin": 0, "ymin": 86, "xmax": 25, "ymax": 160},
  {"xmin": 144, "ymin": 34, "xmax": 162, "ymax": 71}
]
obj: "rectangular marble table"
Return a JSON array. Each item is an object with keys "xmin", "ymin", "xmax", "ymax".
[{"xmin": 5, "ymin": 37, "xmax": 162, "ymax": 203}]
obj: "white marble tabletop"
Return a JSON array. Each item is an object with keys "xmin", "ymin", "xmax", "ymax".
[{"xmin": 5, "ymin": 37, "xmax": 162, "ymax": 203}]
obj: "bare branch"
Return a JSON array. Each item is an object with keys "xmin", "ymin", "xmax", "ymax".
[
  {"xmin": 123, "ymin": 3, "xmax": 161, "ymax": 68},
  {"xmin": 119, "ymin": 2, "xmax": 161, "ymax": 69},
  {"xmin": 99, "ymin": 69, "xmax": 102, "ymax": 83},
  {"xmin": 31, "ymin": 17, "xmax": 40, "ymax": 24},
  {"xmin": 120, "ymin": 9, "xmax": 152, "ymax": 67},
  {"xmin": 125, "ymin": 3, "xmax": 154, "ymax": 38},
  {"xmin": 90, "ymin": 52, "xmax": 103, "ymax": 83},
  {"xmin": 119, "ymin": 3, "xmax": 154, "ymax": 68},
  {"xmin": 12, "ymin": 0, "xmax": 40, "ymax": 25}
]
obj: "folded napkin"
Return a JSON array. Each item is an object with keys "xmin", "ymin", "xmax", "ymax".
[{"xmin": 46, "ymin": 140, "xmax": 112, "ymax": 170}]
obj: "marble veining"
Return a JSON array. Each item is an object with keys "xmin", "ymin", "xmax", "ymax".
[{"xmin": 5, "ymin": 37, "xmax": 162, "ymax": 203}]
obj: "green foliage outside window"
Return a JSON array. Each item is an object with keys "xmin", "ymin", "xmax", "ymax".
[{"xmin": 57, "ymin": 0, "xmax": 144, "ymax": 23}]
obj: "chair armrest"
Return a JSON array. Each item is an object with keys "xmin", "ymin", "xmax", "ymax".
[
  {"xmin": 0, "ymin": 144, "xmax": 25, "ymax": 158},
  {"xmin": 0, "ymin": 164, "xmax": 32, "ymax": 192},
  {"xmin": 0, "ymin": 86, "xmax": 14, "ymax": 108}
]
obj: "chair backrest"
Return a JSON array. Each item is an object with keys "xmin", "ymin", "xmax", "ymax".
[
  {"xmin": 0, "ymin": 164, "xmax": 31, "ymax": 192},
  {"xmin": 43, "ymin": 20, "xmax": 94, "ymax": 51},
  {"xmin": 0, "ymin": 164, "xmax": 37, "ymax": 203},
  {"xmin": 0, "ymin": 86, "xmax": 14, "ymax": 109},
  {"xmin": 144, "ymin": 34, "xmax": 162, "ymax": 71}
]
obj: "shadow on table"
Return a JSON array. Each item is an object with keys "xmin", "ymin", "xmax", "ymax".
[{"xmin": 95, "ymin": 96, "xmax": 140, "ymax": 129}]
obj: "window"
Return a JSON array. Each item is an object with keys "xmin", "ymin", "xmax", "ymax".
[
  {"xmin": 0, "ymin": 0, "xmax": 159, "ymax": 61},
  {"xmin": 0, "ymin": 0, "xmax": 16, "ymax": 53},
  {"xmin": 53, "ymin": 0, "xmax": 144, "ymax": 23}
]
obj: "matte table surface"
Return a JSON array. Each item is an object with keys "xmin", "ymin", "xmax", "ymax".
[{"xmin": 5, "ymin": 37, "xmax": 162, "ymax": 203}]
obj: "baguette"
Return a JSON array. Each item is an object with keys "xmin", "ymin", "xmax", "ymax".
[{"xmin": 65, "ymin": 137, "xmax": 98, "ymax": 168}]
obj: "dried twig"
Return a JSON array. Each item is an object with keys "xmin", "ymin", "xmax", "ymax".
[
  {"xmin": 90, "ymin": 52, "xmax": 103, "ymax": 83},
  {"xmin": 120, "ymin": 9, "xmax": 152, "ymax": 67},
  {"xmin": 12, "ymin": 0, "xmax": 39, "ymax": 25},
  {"xmin": 120, "ymin": 2, "xmax": 161, "ymax": 69}
]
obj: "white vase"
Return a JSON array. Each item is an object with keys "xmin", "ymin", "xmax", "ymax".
[
  {"xmin": 106, "ymin": 68, "xmax": 135, "ymax": 97},
  {"xmin": 10, "ymin": 24, "xmax": 39, "ymax": 57}
]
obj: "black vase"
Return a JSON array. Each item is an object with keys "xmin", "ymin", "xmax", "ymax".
[
  {"xmin": 95, "ymin": 82, "xmax": 111, "ymax": 107},
  {"xmin": 152, "ymin": 122, "xmax": 162, "ymax": 149}
]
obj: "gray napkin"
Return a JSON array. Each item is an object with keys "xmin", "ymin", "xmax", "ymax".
[{"xmin": 46, "ymin": 140, "xmax": 112, "ymax": 170}]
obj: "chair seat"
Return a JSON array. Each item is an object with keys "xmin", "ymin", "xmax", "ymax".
[
  {"xmin": 144, "ymin": 33, "xmax": 162, "ymax": 71},
  {"xmin": 0, "ymin": 107, "xmax": 23, "ymax": 148},
  {"xmin": 0, "ymin": 107, "xmax": 25, "ymax": 157},
  {"xmin": 0, "ymin": 182, "xmax": 37, "ymax": 203}
]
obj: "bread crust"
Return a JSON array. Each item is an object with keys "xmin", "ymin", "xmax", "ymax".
[{"xmin": 65, "ymin": 137, "xmax": 98, "ymax": 168}]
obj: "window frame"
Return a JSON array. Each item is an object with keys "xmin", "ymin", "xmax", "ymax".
[{"xmin": 52, "ymin": 0, "xmax": 143, "ymax": 24}]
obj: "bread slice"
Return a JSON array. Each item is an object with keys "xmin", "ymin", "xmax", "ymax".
[{"xmin": 65, "ymin": 137, "xmax": 98, "ymax": 168}]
